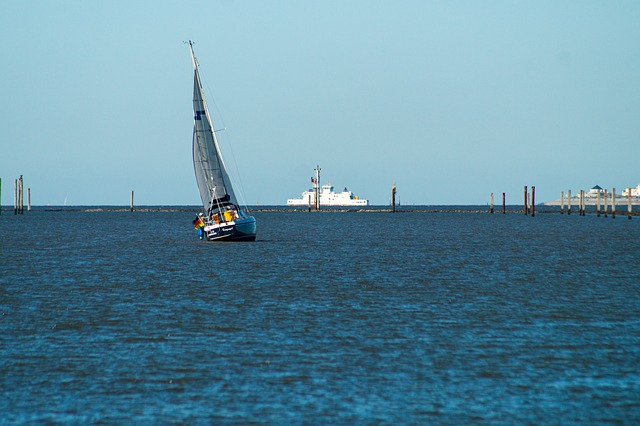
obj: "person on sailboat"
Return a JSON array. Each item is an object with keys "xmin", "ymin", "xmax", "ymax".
[{"xmin": 193, "ymin": 213, "xmax": 205, "ymax": 240}]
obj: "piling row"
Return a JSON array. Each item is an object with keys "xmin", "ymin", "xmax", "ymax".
[
  {"xmin": 488, "ymin": 192, "xmax": 507, "ymax": 214},
  {"xmin": 1, "ymin": 175, "xmax": 31, "ymax": 215},
  {"xmin": 559, "ymin": 186, "xmax": 633, "ymax": 219},
  {"xmin": 488, "ymin": 185, "xmax": 634, "ymax": 219},
  {"xmin": 11, "ymin": 175, "xmax": 28, "ymax": 215},
  {"xmin": 1, "ymin": 176, "xmax": 137, "ymax": 214},
  {"xmin": 489, "ymin": 186, "xmax": 535, "ymax": 216}
]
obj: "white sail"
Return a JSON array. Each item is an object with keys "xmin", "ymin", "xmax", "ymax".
[{"xmin": 189, "ymin": 42, "xmax": 237, "ymax": 212}]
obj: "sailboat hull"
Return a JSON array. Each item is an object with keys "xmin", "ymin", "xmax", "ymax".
[{"xmin": 205, "ymin": 216, "xmax": 256, "ymax": 242}]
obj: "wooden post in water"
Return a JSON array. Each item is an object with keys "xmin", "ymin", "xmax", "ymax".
[
  {"xmin": 502, "ymin": 192, "xmax": 506, "ymax": 214},
  {"xmin": 603, "ymin": 189, "xmax": 608, "ymax": 218},
  {"xmin": 596, "ymin": 190, "xmax": 601, "ymax": 217},
  {"xmin": 0, "ymin": 177, "xmax": 2, "ymax": 215},
  {"xmin": 531, "ymin": 186, "xmax": 535, "ymax": 217},
  {"xmin": 524, "ymin": 186, "xmax": 528, "ymax": 215},
  {"xmin": 567, "ymin": 190, "xmax": 571, "ymax": 215},
  {"xmin": 628, "ymin": 189, "xmax": 632, "ymax": 220},
  {"xmin": 17, "ymin": 178, "xmax": 22, "ymax": 214},
  {"xmin": 561, "ymin": 191, "xmax": 565, "ymax": 214},
  {"xmin": 28, "ymin": 188, "xmax": 31, "ymax": 212},
  {"xmin": 391, "ymin": 183, "xmax": 396, "ymax": 213},
  {"xmin": 17, "ymin": 177, "xmax": 21, "ymax": 214},
  {"xmin": 612, "ymin": 187, "xmax": 616, "ymax": 219},
  {"xmin": 580, "ymin": 190, "xmax": 585, "ymax": 216},
  {"xmin": 490, "ymin": 193, "xmax": 494, "ymax": 213},
  {"xmin": 584, "ymin": 190, "xmax": 588, "ymax": 216},
  {"xmin": 19, "ymin": 176, "xmax": 24, "ymax": 214},
  {"xmin": 130, "ymin": 190, "xmax": 134, "ymax": 212}
]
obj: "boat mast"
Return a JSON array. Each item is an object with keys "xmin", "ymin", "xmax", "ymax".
[
  {"xmin": 314, "ymin": 165, "xmax": 321, "ymax": 210},
  {"xmin": 188, "ymin": 40, "xmax": 197, "ymax": 70}
]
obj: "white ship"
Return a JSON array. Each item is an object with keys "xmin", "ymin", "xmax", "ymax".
[{"xmin": 287, "ymin": 166, "xmax": 369, "ymax": 207}]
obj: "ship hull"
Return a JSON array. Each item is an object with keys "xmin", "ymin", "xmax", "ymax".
[{"xmin": 286, "ymin": 200, "xmax": 368, "ymax": 206}]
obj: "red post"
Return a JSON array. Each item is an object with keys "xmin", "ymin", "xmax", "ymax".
[{"xmin": 531, "ymin": 186, "xmax": 535, "ymax": 217}]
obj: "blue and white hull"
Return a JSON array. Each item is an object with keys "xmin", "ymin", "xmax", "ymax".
[{"xmin": 204, "ymin": 216, "xmax": 256, "ymax": 241}]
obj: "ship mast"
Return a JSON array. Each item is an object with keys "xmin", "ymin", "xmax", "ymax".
[{"xmin": 314, "ymin": 165, "xmax": 321, "ymax": 211}]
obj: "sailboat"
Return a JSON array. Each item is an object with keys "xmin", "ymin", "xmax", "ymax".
[{"xmin": 188, "ymin": 41, "xmax": 256, "ymax": 241}]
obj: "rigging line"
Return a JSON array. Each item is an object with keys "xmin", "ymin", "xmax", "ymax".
[
  {"xmin": 201, "ymin": 77, "xmax": 252, "ymax": 212},
  {"xmin": 218, "ymin": 128, "xmax": 251, "ymax": 213},
  {"xmin": 211, "ymin": 187, "xmax": 224, "ymax": 219}
]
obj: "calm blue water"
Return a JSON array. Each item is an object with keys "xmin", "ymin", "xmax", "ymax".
[{"xmin": 1, "ymin": 208, "xmax": 639, "ymax": 424}]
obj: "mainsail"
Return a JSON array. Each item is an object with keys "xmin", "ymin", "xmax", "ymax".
[{"xmin": 189, "ymin": 41, "xmax": 237, "ymax": 212}]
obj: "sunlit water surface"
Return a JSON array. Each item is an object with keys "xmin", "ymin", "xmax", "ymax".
[{"xmin": 1, "ymin": 209, "xmax": 639, "ymax": 423}]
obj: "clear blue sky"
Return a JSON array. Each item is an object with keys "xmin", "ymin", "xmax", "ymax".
[{"xmin": 1, "ymin": 1, "xmax": 639, "ymax": 206}]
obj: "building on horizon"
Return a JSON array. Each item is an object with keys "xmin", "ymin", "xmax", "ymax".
[{"xmin": 622, "ymin": 184, "xmax": 640, "ymax": 197}]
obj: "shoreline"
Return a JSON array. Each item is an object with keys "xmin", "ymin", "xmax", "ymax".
[{"xmin": 2, "ymin": 205, "xmax": 638, "ymax": 216}]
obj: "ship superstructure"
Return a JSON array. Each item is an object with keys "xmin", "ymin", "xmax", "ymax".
[{"xmin": 287, "ymin": 166, "xmax": 369, "ymax": 207}]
